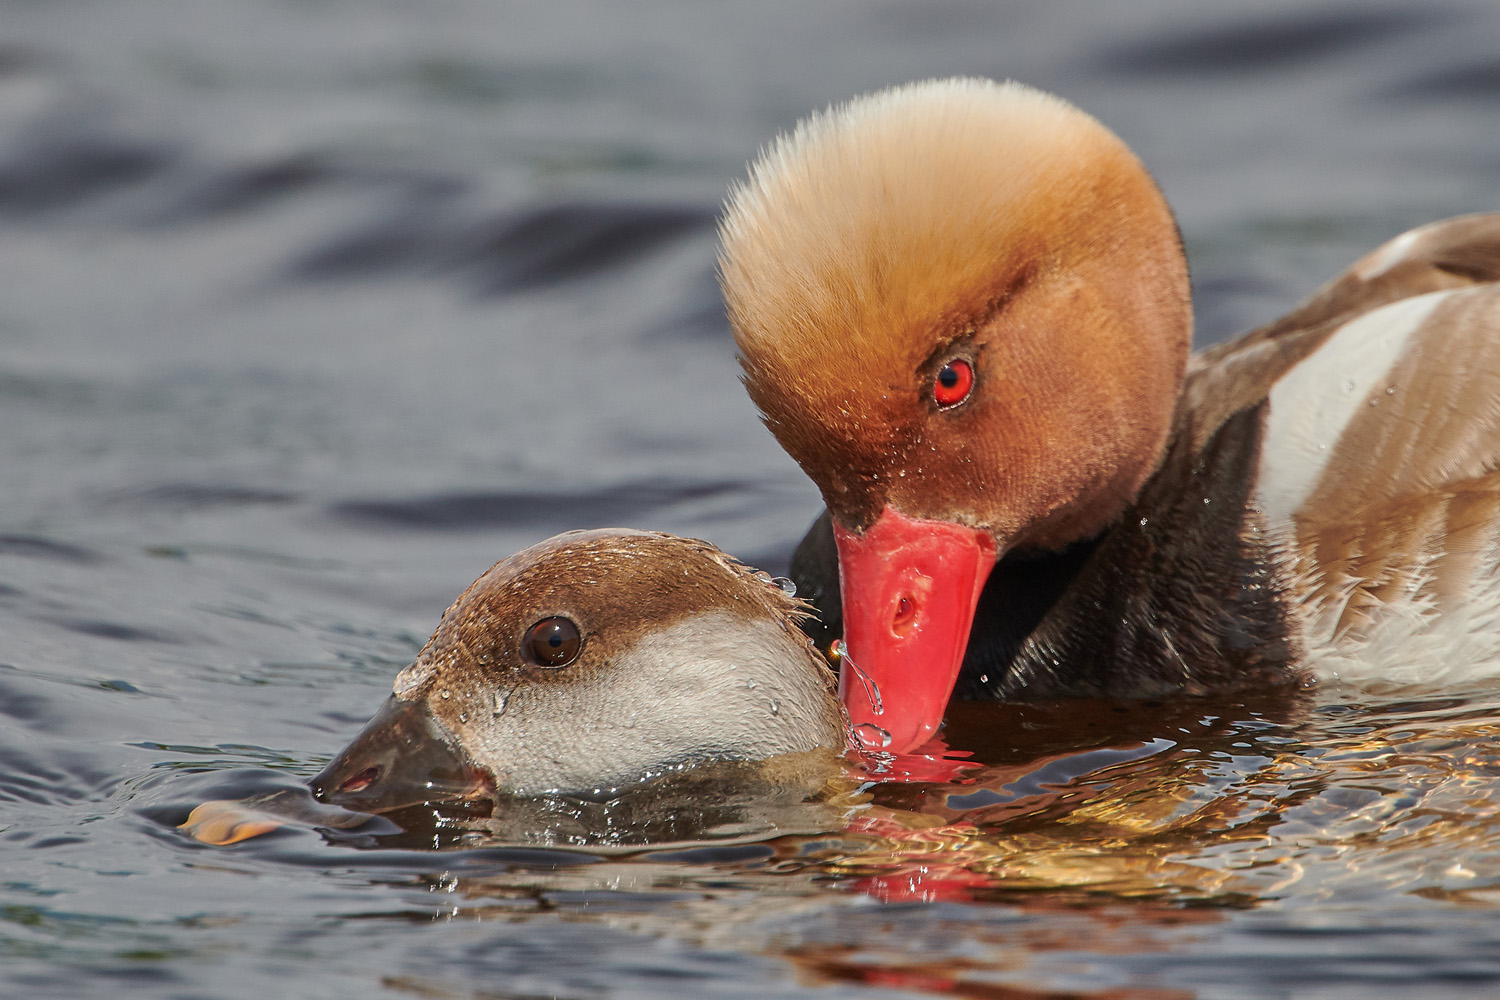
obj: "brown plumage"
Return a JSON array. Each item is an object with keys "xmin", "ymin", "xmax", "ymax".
[{"xmin": 313, "ymin": 529, "xmax": 845, "ymax": 805}]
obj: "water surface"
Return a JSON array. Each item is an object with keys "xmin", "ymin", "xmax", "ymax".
[{"xmin": 3, "ymin": 1, "xmax": 1500, "ymax": 997}]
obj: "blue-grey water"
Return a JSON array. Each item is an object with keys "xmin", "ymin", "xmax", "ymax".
[{"xmin": 4, "ymin": 2, "xmax": 1500, "ymax": 997}]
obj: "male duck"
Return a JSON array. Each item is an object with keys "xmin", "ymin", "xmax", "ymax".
[{"xmin": 718, "ymin": 77, "xmax": 1500, "ymax": 754}]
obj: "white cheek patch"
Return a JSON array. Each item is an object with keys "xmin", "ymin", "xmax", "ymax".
[
  {"xmin": 1257, "ymin": 290, "xmax": 1450, "ymax": 528},
  {"xmin": 472, "ymin": 611, "xmax": 837, "ymax": 795}
]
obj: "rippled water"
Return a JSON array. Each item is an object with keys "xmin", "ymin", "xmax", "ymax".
[{"xmin": 4, "ymin": 1, "xmax": 1500, "ymax": 997}]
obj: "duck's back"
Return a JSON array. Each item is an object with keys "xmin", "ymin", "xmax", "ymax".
[{"xmin": 1181, "ymin": 213, "xmax": 1500, "ymax": 686}]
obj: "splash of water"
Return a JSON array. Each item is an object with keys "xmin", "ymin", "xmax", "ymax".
[{"xmin": 836, "ymin": 641, "xmax": 883, "ymax": 716}]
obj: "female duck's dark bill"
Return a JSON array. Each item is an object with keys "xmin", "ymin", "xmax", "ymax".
[{"xmin": 310, "ymin": 695, "xmax": 493, "ymax": 813}]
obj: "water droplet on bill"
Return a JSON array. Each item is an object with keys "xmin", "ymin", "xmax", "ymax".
[{"xmin": 838, "ymin": 646, "xmax": 883, "ymax": 715}]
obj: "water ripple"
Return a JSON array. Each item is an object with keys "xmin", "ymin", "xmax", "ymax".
[
  {"xmin": 93, "ymin": 483, "xmax": 300, "ymax": 513},
  {"xmin": 1096, "ymin": 9, "xmax": 1434, "ymax": 75},
  {"xmin": 1388, "ymin": 59, "xmax": 1500, "ymax": 100},
  {"xmin": 287, "ymin": 199, "xmax": 713, "ymax": 292},
  {"xmin": 0, "ymin": 136, "xmax": 175, "ymax": 215},
  {"xmin": 328, "ymin": 478, "xmax": 755, "ymax": 532},
  {"xmin": 0, "ymin": 536, "xmax": 102, "ymax": 565}
]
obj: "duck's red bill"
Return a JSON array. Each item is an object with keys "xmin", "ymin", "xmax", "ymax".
[{"xmin": 833, "ymin": 508, "xmax": 995, "ymax": 755}]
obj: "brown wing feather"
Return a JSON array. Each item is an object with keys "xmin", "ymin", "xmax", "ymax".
[
  {"xmin": 1291, "ymin": 471, "xmax": 1500, "ymax": 640},
  {"xmin": 1180, "ymin": 213, "xmax": 1500, "ymax": 453},
  {"xmin": 1290, "ymin": 288, "xmax": 1500, "ymax": 630},
  {"xmin": 1178, "ymin": 215, "xmax": 1500, "ymax": 652},
  {"xmin": 1302, "ymin": 288, "xmax": 1500, "ymax": 512}
]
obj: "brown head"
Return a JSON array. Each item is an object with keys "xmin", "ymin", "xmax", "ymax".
[
  {"xmin": 312, "ymin": 529, "xmax": 844, "ymax": 807},
  {"xmin": 720, "ymin": 79, "xmax": 1191, "ymax": 752}
]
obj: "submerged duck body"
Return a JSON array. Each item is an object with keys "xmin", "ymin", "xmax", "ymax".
[
  {"xmin": 313, "ymin": 529, "xmax": 845, "ymax": 811},
  {"xmin": 719, "ymin": 77, "xmax": 1500, "ymax": 754}
]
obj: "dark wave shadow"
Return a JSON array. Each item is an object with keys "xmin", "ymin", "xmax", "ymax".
[
  {"xmin": 148, "ymin": 155, "xmax": 336, "ymax": 222},
  {"xmin": 1094, "ymin": 9, "xmax": 1435, "ymax": 76},
  {"xmin": 1386, "ymin": 59, "xmax": 1500, "ymax": 102},
  {"xmin": 43, "ymin": 618, "xmax": 181, "ymax": 644},
  {"xmin": 0, "ymin": 535, "xmax": 104, "ymax": 565},
  {"xmin": 327, "ymin": 479, "xmax": 758, "ymax": 533},
  {"xmin": 0, "ymin": 134, "xmax": 176, "ymax": 215},
  {"xmin": 287, "ymin": 198, "xmax": 713, "ymax": 294},
  {"xmin": 94, "ymin": 483, "xmax": 301, "ymax": 512},
  {"xmin": 461, "ymin": 202, "xmax": 713, "ymax": 294}
]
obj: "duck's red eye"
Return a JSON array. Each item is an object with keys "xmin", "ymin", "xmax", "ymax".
[{"xmin": 934, "ymin": 359, "xmax": 973, "ymax": 407}]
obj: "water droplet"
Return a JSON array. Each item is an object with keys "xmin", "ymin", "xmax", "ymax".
[
  {"xmin": 746, "ymin": 678, "xmax": 758, "ymax": 690},
  {"xmin": 852, "ymin": 723, "xmax": 892, "ymax": 749},
  {"xmin": 458, "ymin": 712, "xmax": 468, "ymax": 723},
  {"xmin": 771, "ymin": 576, "xmax": 797, "ymax": 598},
  {"xmin": 1344, "ymin": 379, "xmax": 1356, "ymax": 392},
  {"xmin": 978, "ymin": 674, "xmax": 989, "ymax": 684},
  {"xmin": 839, "ymin": 646, "xmax": 883, "ymax": 715},
  {"xmin": 1139, "ymin": 517, "xmax": 1148, "ymax": 527},
  {"xmin": 769, "ymin": 699, "xmax": 780, "ymax": 716},
  {"xmin": 1202, "ymin": 497, "xmax": 1211, "ymax": 505},
  {"xmin": 1386, "ymin": 386, "xmax": 1396, "ymax": 395},
  {"xmin": 1368, "ymin": 397, "xmax": 1379, "ymax": 406},
  {"xmin": 493, "ymin": 689, "xmax": 510, "ymax": 716}
]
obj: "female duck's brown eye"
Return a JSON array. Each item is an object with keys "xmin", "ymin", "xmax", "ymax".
[
  {"xmin": 521, "ymin": 616, "xmax": 582, "ymax": 668},
  {"xmin": 934, "ymin": 359, "xmax": 973, "ymax": 407}
]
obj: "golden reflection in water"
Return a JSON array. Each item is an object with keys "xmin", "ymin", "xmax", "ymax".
[
  {"xmin": 325, "ymin": 688, "xmax": 1500, "ymax": 998},
  {"xmin": 795, "ymin": 690, "xmax": 1500, "ymax": 909}
]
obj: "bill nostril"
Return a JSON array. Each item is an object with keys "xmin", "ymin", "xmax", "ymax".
[
  {"xmin": 339, "ymin": 766, "xmax": 380, "ymax": 796},
  {"xmin": 889, "ymin": 575, "xmax": 934, "ymax": 638},
  {"xmin": 892, "ymin": 593, "xmax": 918, "ymax": 636}
]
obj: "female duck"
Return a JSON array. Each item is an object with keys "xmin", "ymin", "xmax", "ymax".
[
  {"xmin": 312, "ymin": 528, "xmax": 844, "ymax": 811},
  {"xmin": 183, "ymin": 530, "xmax": 846, "ymax": 846}
]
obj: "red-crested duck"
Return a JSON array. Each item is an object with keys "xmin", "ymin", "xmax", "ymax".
[{"xmin": 719, "ymin": 77, "xmax": 1500, "ymax": 754}]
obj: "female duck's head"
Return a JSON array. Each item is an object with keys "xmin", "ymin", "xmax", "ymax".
[{"xmin": 312, "ymin": 529, "xmax": 846, "ymax": 810}]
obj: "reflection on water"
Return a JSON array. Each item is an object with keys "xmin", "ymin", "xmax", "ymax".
[
  {"xmin": 176, "ymin": 684, "xmax": 1496, "ymax": 995},
  {"xmin": 162, "ymin": 685, "xmax": 1500, "ymax": 990},
  {"xmin": 834, "ymin": 692, "xmax": 1500, "ymax": 907}
]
